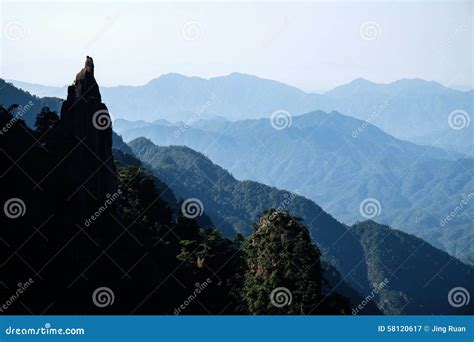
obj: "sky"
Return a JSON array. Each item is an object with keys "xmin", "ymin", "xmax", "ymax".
[{"xmin": 1, "ymin": 0, "xmax": 472, "ymax": 92}]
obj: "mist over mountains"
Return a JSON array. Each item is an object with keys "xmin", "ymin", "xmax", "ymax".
[
  {"xmin": 9, "ymin": 73, "xmax": 473, "ymax": 156},
  {"xmin": 2, "ymin": 66, "xmax": 473, "ymax": 316},
  {"xmin": 116, "ymin": 110, "xmax": 474, "ymax": 265},
  {"xmin": 4, "ymin": 74, "xmax": 473, "ymax": 264}
]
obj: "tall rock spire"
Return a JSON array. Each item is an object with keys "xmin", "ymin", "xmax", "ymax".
[{"xmin": 60, "ymin": 56, "xmax": 117, "ymax": 213}]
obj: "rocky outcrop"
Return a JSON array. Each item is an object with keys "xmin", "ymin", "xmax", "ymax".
[
  {"xmin": 60, "ymin": 57, "xmax": 117, "ymax": 212},
  {"xmin": 74, "ymin": 56, "xmax": 101, "ymax": 102}
]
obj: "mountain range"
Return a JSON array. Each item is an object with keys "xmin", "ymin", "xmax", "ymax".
[
  {"xmin": 114, "ymin": 111, "xmax": 474, "ymax": 265},
  {"xmin": 3, "ymin": 77, "xmax": 473, "ymax": 263},
  {"xmin": 1, "ymin": 74, "xmax": 473, "ymax": 315},
  {"xmin": 8, "ymin": 73, "xmax": 473, "ymax": 156},
  {"xmin": 122, "ymin": 136, "xmax": 474, "ymax": 315},
  {"xmin": 0, "ymin": 79, "xmax": 62, "ymax": 127}
]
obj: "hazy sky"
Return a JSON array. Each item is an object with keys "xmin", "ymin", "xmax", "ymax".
[{"xmin": 1, "ymin": 0, "xmax": 472, "ymax": 92}]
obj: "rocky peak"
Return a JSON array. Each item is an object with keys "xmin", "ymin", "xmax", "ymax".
[{"xmin": 60, "ymin": 57, "xmax": 117, "ymax": 212}]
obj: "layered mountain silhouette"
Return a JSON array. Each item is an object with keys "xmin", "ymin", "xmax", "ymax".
[
  {"xmin": 0, "ymin": 58, "xmax": 357, "ymax": 315},
  {"xmin": 0, "ymin": 79, "xmax": 62, "ymax": 127},
  {"xmin": 124, "ymin": 137, "xmax": 474, "ymax": 315},
  {"xmin": 115, "ymin": 111, "xmax": 474, "ymax": 265},
  {"xmin": 2, "ymin": 62, "xmax": 473, "ymax": 315},
  {"xmin": 9, "ymin": 73, "xmax": 473, "ymax": 155},
  {"xmin": 324, "ymin": 78, "xmax": 473, "ymax": 156}
]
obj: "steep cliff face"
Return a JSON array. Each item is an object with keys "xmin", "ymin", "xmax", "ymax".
[{"xmin": 60, "ymin": 56, "xmax": 117, "ymax": 212}]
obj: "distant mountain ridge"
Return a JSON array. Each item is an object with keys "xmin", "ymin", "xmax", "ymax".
[
  {"xmin": 323, "ymin": 77, "xmax": 473, "ymax": 156},
  {"xmin": 1, "ymin": 80, "xmax": 472, "ymax": 264},
  {"xmin": 116, "ymin": 109, "xmax": 474, "ymax": 265},
  {"xmin": 9, "ymin": 74, "xmax": 473, "ymax": 155},
  {"xmin": 0, "ymin": 79, "xmax": 63, "ymax": 127},
  {"xmin": 2, "ymin": 74, "xmax": 473, "ymax": 315}
]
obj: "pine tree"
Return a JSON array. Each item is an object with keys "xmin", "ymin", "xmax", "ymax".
[{"xmin": 34, "ymin": 107, "xmax": 59, "ymax": 137}]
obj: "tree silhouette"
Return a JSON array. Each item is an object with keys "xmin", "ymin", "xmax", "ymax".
[{"xmin": 34, "ymin": 106, "xmax": 59, "ymax": 137}]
